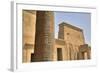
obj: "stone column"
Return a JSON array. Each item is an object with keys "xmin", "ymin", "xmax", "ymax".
[{"xmin": 33, "ymin": 11, "xmax": 54, "ymax": 62}]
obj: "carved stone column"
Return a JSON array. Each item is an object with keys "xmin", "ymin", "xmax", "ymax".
[{"xmin": 32, "ymin": 11, "xmax": 55, "ymax": 62}]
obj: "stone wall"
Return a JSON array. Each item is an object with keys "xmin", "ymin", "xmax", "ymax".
[
  {"xmin": 58, "ymin": 22, "xmax": 85, "ymax": 60},
  {"xmin": 54, "ymin": 39, "xmax": 66, "ymax": 61},
  {"xmin": 23, "ymin": 10, "xmax": 36, "ymax": 62},
  {"xmin": 78, "ymin": 44, "xmax": 91, "ymax": 60}
]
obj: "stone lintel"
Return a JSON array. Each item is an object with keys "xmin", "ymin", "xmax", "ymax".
[{"xmin": 55, "ymin": 39, "xmax": 65, "ymax": 45}]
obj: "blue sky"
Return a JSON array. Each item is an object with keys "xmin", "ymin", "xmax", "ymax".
[{"xmin": 54, "ymin": 11, "xmax": 91, "ymax": 45}]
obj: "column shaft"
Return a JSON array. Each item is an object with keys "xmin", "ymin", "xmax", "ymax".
[{"xmin": 33, "ymin": 11, "xmax": 54, "ymax": 61}]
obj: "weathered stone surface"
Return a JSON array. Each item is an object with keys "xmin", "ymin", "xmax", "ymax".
[
  {"xmin": 23, "ymin": 10, "xmax": 36, "ymax": 62},
  {"xmin": 78, "ymin": 44, "xmax": 91, "ymax": 60},
  {"xmin": 32, "ymin": 11, "xmax": 55, "ymax": 61},
  {"xmin": 56, "ymin": 22, "xmax": 87, "ymax": 60}
]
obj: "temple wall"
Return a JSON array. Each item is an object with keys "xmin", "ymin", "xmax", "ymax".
[
  {"xmin": 23, "ymin": 10, "xmax": 36, "ymax": 62},
  {"xmin": 54, "ymin": 39, "xmax": 66, "ymax": 61},
  {"xmin": 58, "ymin": 22, "xmax": 85, "ymax": 60}
]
